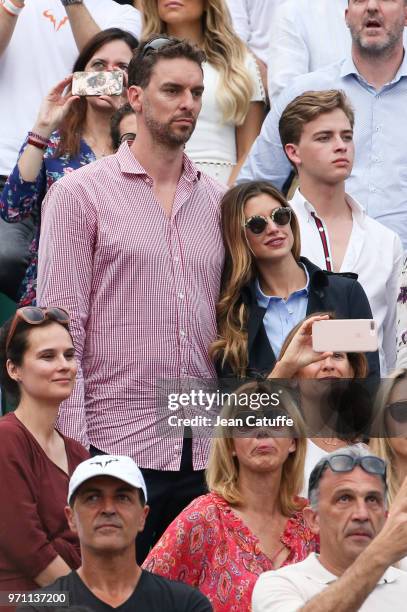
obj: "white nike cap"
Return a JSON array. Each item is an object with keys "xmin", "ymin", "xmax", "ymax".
[{"xmin": 68, "ymin": 455, "xmax": 147, "ymax": 504}]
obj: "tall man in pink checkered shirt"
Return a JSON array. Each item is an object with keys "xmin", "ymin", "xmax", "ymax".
[{"xmin": 37, "ymin": 36, "xmax": 225, "ymax": 562}]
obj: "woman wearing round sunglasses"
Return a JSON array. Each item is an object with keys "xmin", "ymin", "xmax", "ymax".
[
  {"xmin": 143, "ymin": 381, "xmax": 318, "ymax": 611},
  {"xmin": 370, "ymin": 369, "xmax": 407, "ymax": 569},
  {"xmin": 211, "ymin": 180, "xmax": 380, "ymax": 381},
  {"xmin": 0, "ymin": 307, "xmax": 89, "ymax": 591}
]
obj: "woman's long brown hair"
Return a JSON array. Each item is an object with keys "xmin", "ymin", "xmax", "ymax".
[
  {"xmin": 56, "ymin": 28, "xmax": 139, "ymax": 158},
  {"xmin": 210, "ymin": 181, "xmax": 301, "ymax": 377}
]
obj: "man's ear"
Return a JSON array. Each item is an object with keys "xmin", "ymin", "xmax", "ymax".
[
  {"xmin": 127, "ymin": 85, "xmax": 143, "ymax": 113},
  {"xmin": 64, "ymin": 505, "xmax": 77, "ymax": 533},
  {"xmin": 138, "ymin": 505, "xmax": 150, "ymax": 533},
  {"xmin": 284, "ymin": 143, "xmax": 301, "ymax": 168},
  {"xmin": 303, "ymin": 505, "xmax": 320, "ymax": 536},
  {"xmin": 6, "ymin": 359, "xmax": 21, "ymax": 383}
]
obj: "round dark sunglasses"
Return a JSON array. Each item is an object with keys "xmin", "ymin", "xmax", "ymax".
[
  {"xmin": 386, "ymin": 400, "xmax": 407, "ymax": 423},
  {"xmin": 244, "ymin": 207, "xmax": 292, "ymax": 234}
]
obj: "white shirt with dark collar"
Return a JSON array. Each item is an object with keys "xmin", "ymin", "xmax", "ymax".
[
  {"xmin": 252, "ymin": 552, "xmax": 407, "ymax": 611},
  {"xmin": 290, "ymin": 189, "xmax": 403, "ymax": 374}
]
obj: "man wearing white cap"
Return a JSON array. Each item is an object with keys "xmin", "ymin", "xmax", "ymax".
[{"xmin": 22, "ymin": 455, "xmax": 212, "ymax": 611}]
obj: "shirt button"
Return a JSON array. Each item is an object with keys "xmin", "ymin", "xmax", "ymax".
[
  {"xmin": 174, "ymin": 445, "xmax": 180, "ymax": 450},
  {"xmin": 318, "ymin": 227, "xmax": 324, "ymax": 232},
  {"xmin": 178, "ymin": 293, "xmax": 184, "ymax": 300},
  {"xmin": 181, "ymin": 367, "xmax": 187, "ymax": 374},
  {"xmin": 174, "ymin": 256, "xmax": 179, "ymax": 263},
  {"xmin": 180, "ymin": 330, "xmax": 186, "ymax": 337}
]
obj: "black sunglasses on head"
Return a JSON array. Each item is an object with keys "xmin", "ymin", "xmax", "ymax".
[
  {"xmin": 140, "ymin": 37, "xmax": 178, "ymax": 59},
  {"xmin": 244, "ymin": 207, "xmax": 292, "ymax": 234},
  {"xmin": 309, "ymin": 454, "xmax": 387, "ymax": 498}
]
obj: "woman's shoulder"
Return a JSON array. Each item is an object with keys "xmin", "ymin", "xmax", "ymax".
[
  {"xmin": 59, "ymin": 433, "xmax": 89, "ymax": 464},
  {"xmin": 177, "ymin": 492, "xmax": 224, "ymax": 521},
  {"xmin": 0, "ymin": 413, "xmax": 34, "ymax": 455}
]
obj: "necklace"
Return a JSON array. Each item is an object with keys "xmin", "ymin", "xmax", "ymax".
[{"xmin": 320, "ymin": 438, "xmax": 342, "ymax": 447}]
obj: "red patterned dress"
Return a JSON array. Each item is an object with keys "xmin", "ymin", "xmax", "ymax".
[{"xmin": 143, "ymin": 492, "xmax": 319, "ymax": 611}]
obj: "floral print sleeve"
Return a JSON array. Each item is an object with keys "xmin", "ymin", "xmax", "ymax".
[
  {"xmin": 397, "ymin": 255, "xmax": 407, "ymax": 367},
  {"xmin": 143, "ymin": 493, "xmax": 319, "ymax": 612},
  {"xmin": 0, "ymin": 132, "xmax": 96, "ymax": 306},
  {"xmin": 0, "ymin": 137, "xmax": 49, "ymax": 225}
]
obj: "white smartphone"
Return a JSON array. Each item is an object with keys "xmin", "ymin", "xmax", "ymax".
[{"xmin": 312, "ymin": 319, "xmax": 378, "ymax": 352}]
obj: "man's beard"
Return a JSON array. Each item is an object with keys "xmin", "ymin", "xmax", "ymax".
[
  {"xmin": 144, "ymin": 110, "xmax": 196, "ymax": 149},
  {"xmin": 350, "ymin": 22, "xmax": 405, "ymax": 57}
]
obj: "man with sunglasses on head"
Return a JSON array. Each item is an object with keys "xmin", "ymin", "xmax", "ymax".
[
  {"xmin": 37, "ymin": 35, "xmax": 225, "ymax": 563},
  {"xmin": 252, "ymin": 445, "xmax": 407, "ymax": 611}
]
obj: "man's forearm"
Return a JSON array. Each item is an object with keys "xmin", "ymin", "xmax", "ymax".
[
  {"xmin": 64, "ymin": 2, "xmax": 101, "ymax": 51},
  {"xmin": 300, "ymin": 545, "xmax": 391, "ymax": 612},
  {"xmin": 0, "ymin": 3, "xmax": 22, "ymax": 56}
]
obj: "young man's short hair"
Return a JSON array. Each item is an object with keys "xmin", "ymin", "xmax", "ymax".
[
  {"xmin": 279, "ymin": 89, "xmax": 355, "ymax": 150},
  {"xmin": 128, "ymin": 35, "xmax": 206, "ymax": 89}
]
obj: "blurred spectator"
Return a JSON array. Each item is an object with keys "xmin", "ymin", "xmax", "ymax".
[
  {"xmin": 279, "ymin": 89, "xmax": 403, "ymax": 374},
  {"xmin": 0, "ymin": 29, "xmax": 137, "ymax": 307},
  {"xmin": 0, "ymin": 0, "xmax": 141, "ymax": 178},
  {"xmin": 142, "ymin": 0, "xmax": 265, "ymax": 185},
  {"xmin": 268, "ymin": 0, "xmax": 349, "ymax": 100},
  {"xmin": 225, "ymin": 0, "xmax": 279, "ymax": 93},
  {"xmin": 0, "ymin": 0, "xmax": 141, "ymax": 300},
  {"xmin": 21, "ymin": 456, "xmax": 212, "ymax": 611},
  {"xmin": 110, "ymin": 103, "xmax": 137, "ymax": 151},
  {"xmin": 253, "ymin": 446, "xmax": 407, "ymax": 610},
  {"xmin": 397, "ymin": 257, "xmax": 407, "ymax": 367},
  {"xmin": 36, "ymin": 37, "xmax": 225, "ymax": 563},
  {"xmin": 144, "ymin": 381, "xmax": 318, "ymax": 611},
  {"xmin": 370, "ymin": 371, "xmax": 407, "ymax": 570},
  {"xmin": 269, "ymin": 313, "xmax": 369, "ymax": 496},
  {"xmin": 239, "ymin": 0, "xmax": 407, "ymax": 249},
  {"xmin": 0, "ymin": 307, "xmax": 88, "ymax": 591},
  {"xmin": 211, "ymin": 181, "xmax": 380, "ymax": 381},
  {"xmin": 268, "ymin": 0, "xmax": 407, "ymax": 100}
]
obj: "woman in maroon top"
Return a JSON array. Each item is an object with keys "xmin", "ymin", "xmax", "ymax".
[
  {"xmin": 144, "ymin": 380, "xmax": 319, "ymax": 611},
  {"xmin": 0, "ymin": 307, "xmax": 89, "ymax": 591}
]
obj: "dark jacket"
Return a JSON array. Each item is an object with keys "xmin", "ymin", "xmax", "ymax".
[{"xmin": 217, "ymin": 257, "xmax": 380, "ymax": 381}]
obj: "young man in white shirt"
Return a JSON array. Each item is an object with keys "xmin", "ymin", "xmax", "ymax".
[
  {"xmin": 252, "ymin": 445, "xmax": 407, "ymax": 611},
  {"xmin": 278, "ymin": 89, "xmax": 402, "ymax": 374}
]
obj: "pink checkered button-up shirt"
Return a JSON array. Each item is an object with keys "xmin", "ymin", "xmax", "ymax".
[{"xmin": 37, "ymin": 142, "xmax": 225, "ymax": 470}]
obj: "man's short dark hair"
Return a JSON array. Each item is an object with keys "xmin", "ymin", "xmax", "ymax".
[
  {"xmin": 110, "ymin": 103, "xmax": 135, "ymax": 151},
  {"xmin": 128, "ymin": 35, "xmax": 206, "ymax": 89}
]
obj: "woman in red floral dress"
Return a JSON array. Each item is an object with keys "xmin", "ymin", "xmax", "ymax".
[{"xmin": 144, "ymin": 381, "xmax": 319, "ymax": 611}]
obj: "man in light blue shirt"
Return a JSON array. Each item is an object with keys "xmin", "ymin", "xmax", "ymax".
[{"xmin": 239, "ymin": 0, "xmax": 407, "ymax": 247}]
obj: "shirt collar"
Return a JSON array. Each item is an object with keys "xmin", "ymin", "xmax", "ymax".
[
  {"xmin": 291, "ymin": 188, "xmax": 366, "ymax": 227},
  {"xmin": 304, "ymin": 553, "xmax": 399, "ymax": 586},
  {"xmin": 340, "ymin": 49, "xmax": 407, "ymax": 83},
  {"xmin": 255, "ymin": 263, "xmax": 310, "ymax": 306},
  {"xmin": 116, "ymin": 141, "xmax": 201, "ymax": 183}
]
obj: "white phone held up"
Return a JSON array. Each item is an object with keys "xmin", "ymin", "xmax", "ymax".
[{"xmin": 312, "ymin": 319, "xmax": 378, "ymax": 353}]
